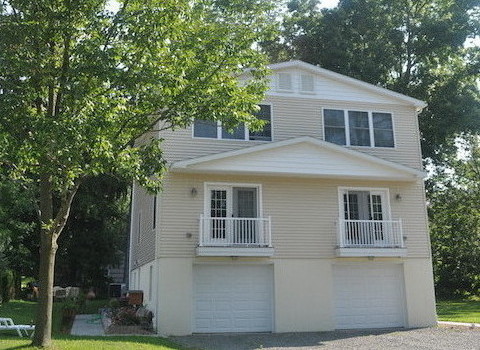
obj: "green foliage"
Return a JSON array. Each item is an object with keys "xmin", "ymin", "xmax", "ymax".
[
  {"xmin": 263, "ymin": 0, "xmax": 480, "ymax": 164},
  {"xmin": 0, "ymin": 178, "xmax": 40, "ymax": 281},
  {"xmin": 0, "ymin": 1, "xmax": 275, "ymax": 343},
  {"xmin": 0, "ymin": 269, "xmax": 15, "ymax": 303},
  {"xmin": 56, "ymin": 175, "xmax": 129, "ymax": 291},
  {"xmin": 429, "ymin": 138, "xmax": 480, "ymax": 297},
  {"xmin": 0, "ymin": 0, "xmax": 275, "ymax": 194}
]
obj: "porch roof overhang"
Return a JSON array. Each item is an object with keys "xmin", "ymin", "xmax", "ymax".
[{"xmin": 171, "ymin": 137, "xmax": 426, "ymax": 181}]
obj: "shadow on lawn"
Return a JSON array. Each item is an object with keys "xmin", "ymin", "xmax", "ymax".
[{"xmin": 1, "ymin": 334, "xmax": 188, "ymax": 350}]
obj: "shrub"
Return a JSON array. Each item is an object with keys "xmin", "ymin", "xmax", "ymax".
[
  {"xmin": 0, "ymin": 269, "xmax": 15, "ymax": 302},
  {"xmin": 111, "ymin": 307, "xmax": 141, "ymax": 326}
]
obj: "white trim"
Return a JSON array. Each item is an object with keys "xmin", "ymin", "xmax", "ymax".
[
  {"xmin": 335, "ymin": 247, "xmax": 407, "ymax": 257},
  {"xmin": 203, "ymin": 182, "xmax": 263, "ymax": 218},
  {"xmin": 173, "ymin": 136, "xmax": 426, "ymax": 179},
  {"xmin": 128, "ymin": 183, "xmax": 137, "ymax": 274},
  {"xmin": 192, "ymin": 103, "xmax": 273, "ymax": 142},
  {"xmin": 196, "ymin": 247, "xmax": 274, "ymax": 257},
  {"xmin": 322, "ymin": 107, "xmax": 397, "ymax": 149},
  {"xmin": 267, "ymin": 60, "xmax": 427, "ymax": 110}
]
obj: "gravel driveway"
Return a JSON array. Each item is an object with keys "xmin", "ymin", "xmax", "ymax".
[{"xmin": 172, "ymin": 327, "xmax": 479, "ymax": 350}]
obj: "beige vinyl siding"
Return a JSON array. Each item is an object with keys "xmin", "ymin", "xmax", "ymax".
[
  {"xmin": 156, "ymin": 173, "xmax": 431, "ymax": 259},
  {"xmin": 130, "ymin": 183, "xmax": 156, "ymax": 268},
  {"xmin": 159, "ymin": 95, "xmax": 423, "ymax": 171}
]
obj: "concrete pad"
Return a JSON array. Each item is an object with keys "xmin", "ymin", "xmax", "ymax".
[{"xmin": 70, "ymin": 314, "xmax": 105, "ymax": 336}]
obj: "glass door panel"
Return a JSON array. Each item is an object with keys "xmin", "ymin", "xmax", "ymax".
[{"xmin": 233, "ymin": 188, "xmax": 258, "ymax": 244}]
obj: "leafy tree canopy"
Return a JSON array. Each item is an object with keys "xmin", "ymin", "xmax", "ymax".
[
  {"xmin": 429, "ymin": 137, "xmax": 480, "ymax": 297},
  {"xmin": 0, "ymin": 0, "xmax": 275, "ymax": 346}
]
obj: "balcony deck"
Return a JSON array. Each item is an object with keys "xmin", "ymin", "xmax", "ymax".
[
  {"xmin": 197, "ymin": 215, "xmax": 274, "ymax": 257},
  {"xmin": 336, "ymin": 219, "xmax": 407, "ymax": 257}
]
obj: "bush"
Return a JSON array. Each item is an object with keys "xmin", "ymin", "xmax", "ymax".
[
  {"xmin": 0, "ymin": 269, "xmax": 15, "ymax": 302},
  {"xmin": 111, "ymin": 307, "xmax": 141, "ymax": 326}
]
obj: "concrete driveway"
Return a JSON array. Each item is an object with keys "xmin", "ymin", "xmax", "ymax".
[{"xmin": 172, "ymin": 327, "xmax": 480, "ymax": 350}]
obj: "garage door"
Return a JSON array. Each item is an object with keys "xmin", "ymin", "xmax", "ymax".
[
  {"xmin": 193, "ymin": 265, "xmax": 273, "ymax": 333},
  {"xmin": 333, "ymin": 264, "xmax": 405, "ymax": 329}
]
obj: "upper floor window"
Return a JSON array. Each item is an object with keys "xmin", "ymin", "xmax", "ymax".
[
  {"xmin": 277, "ymin": 72, "xmax": 293, "ymax": 91},
  {"xmin": 193, "ymin": 105, "xmax": 272, "ymax": 141},
  {"xmin": 300, "ymin": 74, "xmax": 314, "ymax": 93},
  {"xmin": 324, "ymin": 109, "xmax": 394, "ymax": 148}
]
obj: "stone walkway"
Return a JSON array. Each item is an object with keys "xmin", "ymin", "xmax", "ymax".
[{"xmin": 70, "ymin": 314, "xmax": 104, "ymax": 336}]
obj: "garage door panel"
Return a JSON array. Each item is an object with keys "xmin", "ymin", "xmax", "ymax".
[
  {"xmin": 194, "ymin": 265, "xmax": 273, "ymax": 333},
  {"xmin": 333, "ymin": 264, "xmax": 405, "ymax": 329}
]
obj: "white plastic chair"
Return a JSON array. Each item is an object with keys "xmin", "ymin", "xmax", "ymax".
[{"xmin": 0, "ymin": 317, "xmax": 35, "ymax": 337}]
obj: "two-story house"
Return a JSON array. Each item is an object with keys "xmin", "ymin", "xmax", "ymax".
[{"xmin": 128, "ymin": 60, "xmax": 437, "ymax": 335}]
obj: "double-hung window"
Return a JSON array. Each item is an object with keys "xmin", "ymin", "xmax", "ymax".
[
  {"xmin": 324, "ymin": 109, "xmax": 394, "ymax": 147},
  {"xmin": 193, "ymin": 105, "xmax": 272, "ymax": 141}
]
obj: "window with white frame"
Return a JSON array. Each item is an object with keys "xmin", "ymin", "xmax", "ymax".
[
  {"xmin": 324, "ymin": 109, "xmax": 394, "ymax": 147},
  {"xmin": 193, "ymin": 104, "xmax": 272, "ymax": 141}
]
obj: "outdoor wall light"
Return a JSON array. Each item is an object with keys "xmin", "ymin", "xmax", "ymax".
[
  {"xmin": 191, "ymin": 187, "xmax": 198, "ymax": 197},
  {"xmin": 395, "ymin": 193, "xmax": 402, "ymax": 201}
]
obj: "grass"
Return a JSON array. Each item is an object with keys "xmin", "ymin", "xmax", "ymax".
[
  {"xmin": 0, "ymin": 300, "xmax": 64, "ymax": 337},
  {"xmin": 0, "ymin": 300, "xmax": 186, "ymax": 350},
  {"xmin": 0, "ymin": 336, "xmax": 186, "ymax": 350},
  {"xmin": 436, "ymin": 298, "xmax": 480, "ymax": 324}
]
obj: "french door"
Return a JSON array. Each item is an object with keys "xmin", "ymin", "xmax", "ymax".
[
  {"xmin": 207, "ymin": 185, "xmax": 258, "ymax": 244},
  {"xmin": 343, "ymin": 190, "xmax": 388, "ymax": 245}
]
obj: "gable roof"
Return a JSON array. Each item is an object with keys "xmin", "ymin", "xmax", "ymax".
[
  {"xmin": 172, "ymin": 137, "xmax": 425, "ymax": 181},
  {"xmin": 267, "ymin": 60, "xmax": 427, "ymax": 111}
]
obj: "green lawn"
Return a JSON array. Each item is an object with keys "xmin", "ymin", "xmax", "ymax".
[
  {"xmin": 436, "ymin": 299, "xmax": 480, "ymax": 323},
  {"xmin": 0, "ymin": 300, "xmax": 186, "ymax": 350},
  {"xmin": 0, "ymin": 336, "xmax": 186, "ymax": 350}
]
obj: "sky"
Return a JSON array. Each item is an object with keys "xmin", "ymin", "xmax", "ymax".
[{"xmin": 320, "ymin": 0, "xmax": 339, "ymax": 9}]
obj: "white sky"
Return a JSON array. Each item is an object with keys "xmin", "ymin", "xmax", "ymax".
[{"xmin": 320, "ymin": 0, "xmax": 339, "ymax": 9}]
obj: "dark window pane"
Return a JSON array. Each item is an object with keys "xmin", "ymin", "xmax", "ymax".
[
  {"xmin": 325, "ymin": 127, "xmax": 346, "ymax": 145},
  {"xmin": 373, "ymin": 112, "xmax": 393, "ymax": 129},
  {"xmin": 324, "ymin": 109, "xmax": 345, "ymax": 126},
  {"xmin": 373, "ymin": 113, "xmax": 394, "ymax": 147},
  {"xmin": 324, "ymin": 109, "xmax": 346, "ymax": 145},
  {"xmin": 348, "ymin": 111, "xmax": 369, "ymax": 128},
  {"xmin": 222, "ymin": 123, "xmax": 245, "ymax": 139},
  {"xmin": 194, "ymin": 119, "xmax": 217, "ymax": 138},
  {"xmin": 348, "ymin": 111, "xmax": 370, "ymax": 146},
  {"xmin": 374, "ymin": 129, "xmax": 395, "ymax": 147},
  {"xmin": 350, "ymin": 128, "xmax": 370, "ymax": 146},
  {"xmin": 249, "ymin": 104, "xmax": 272, "ymax": 141}
]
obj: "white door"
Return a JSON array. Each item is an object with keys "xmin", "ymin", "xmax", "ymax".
[
  {"xmin": 193, "ymin": 265, "xmax": 273, "ymax": 333},
  {"xmin": 207, "ymin": 186, "xmax": 259, "ymax": 244},
  {"xmin": 333, "ymin": 264, "xmax": 405, "ymax": 329},
  {"xmin": 208, "ymin": 187, "xmax": 232, "ymax": 244},
  {"xmin": 343, "ymin": 190, "xmax": 389, "ymax": 245}
]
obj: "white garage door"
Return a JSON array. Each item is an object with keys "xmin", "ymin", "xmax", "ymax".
[
  {"xmin": 333, "ymin": 264, "xmax": 406, "ymax": 329},
  {"xmin": 193, "ymin": 265, "xmax": 273, "ymax": 333}
]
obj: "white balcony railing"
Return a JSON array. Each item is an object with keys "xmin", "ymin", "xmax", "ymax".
[
  {"xmin": 337, "ymin": 219, "xmax": 404, "ymax": 248},
  {"xmin": 199, "ymin": 215, "xmax": 272, "ymax": 247}
]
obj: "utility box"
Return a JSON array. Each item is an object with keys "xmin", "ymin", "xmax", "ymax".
[
  {"xmin": 109, "ymin": 283, "xmax": 126, "ymax": 298},
  {"xmin": 127, "ymin": 290, "xmax": 143, "ymax": 305}
]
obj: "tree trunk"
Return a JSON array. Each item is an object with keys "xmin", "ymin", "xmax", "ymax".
[
  {"xmin": 32, "ymin": 175, "xmax": 80, "ymax": 347},
  {"xmin": 32, "ymin": 229, "xmax": 58, "ymax": 347},
  {"xmin": 32, "ymin": 174, "xmax": 55, "ymax": 347}
]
